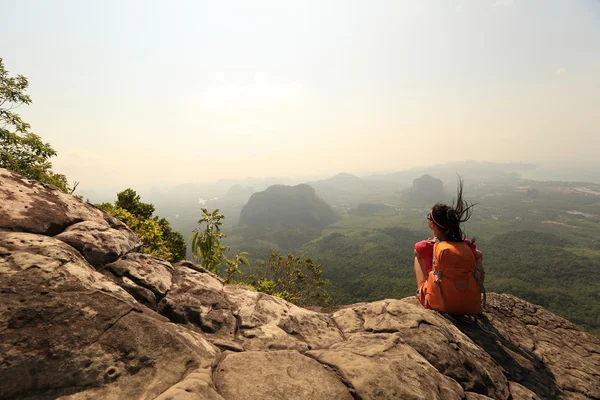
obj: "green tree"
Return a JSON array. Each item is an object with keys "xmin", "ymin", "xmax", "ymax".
[
  {"xmin": 0, "ymin": 58, "xmax": 69, "ymax": 192},
  {"xmin": 241, "ymin": 251, "xmax": 331, "ymax": 306},
  {"xmin": 189, "ymin": 208, "xmax": 249, "ymax": 282},
  {"xmin": 156, "ymin": 217, "xmax": 187, "ymax": 263},
  {"xmin": 98, "ymin": 189, "xmax": 186, "ymax": 263},
  {"xmin": 115, "ymin": 188, "xmax": 155, "ymax": 220}
]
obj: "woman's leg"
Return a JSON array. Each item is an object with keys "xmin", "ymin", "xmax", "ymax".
[
  {"xmin": 414, "ymin": 254, "xmax": 427, "ymax": 286},
  {"xmin": 414, "ymin": 253, "xmax": 430, "ymax": 308}
]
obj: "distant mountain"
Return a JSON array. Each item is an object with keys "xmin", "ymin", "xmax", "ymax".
[
  {"xmin": 239, "ymin": 184, "xmax": 338, "ymax": 249},
  {"xmin": 322, "ymin": 172, "xmax": 362, "ymax": 184},
  {"xmin": 400, "ymin": 174, "xmax": 447, "ymax": 204},
  {"xmin": 306, "ymin": 173, "xmax": 403, "ymax": 208}
]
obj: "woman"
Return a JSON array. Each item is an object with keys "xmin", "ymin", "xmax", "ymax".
[{"xmin": 413, "ymin": 179, "xmax": 485, "ymax": 311}]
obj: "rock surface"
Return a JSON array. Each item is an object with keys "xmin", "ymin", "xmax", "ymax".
[
  {"xmin": 1, "ymin": 167, "xmax": 600, "ymax": 400},
  {"xmin": 56, "ymin": 220, "xmax": 141, "ymax": 267},
  {"xmin": 0, "ymin": 168, "xmax": 125, "ymax": 236},
  {"xmin": 214, "ymin": 350, "xmax": 353, "ymax": 400},
  {"xmin": 105, "ymin": 252, "xmax": 173, "ymax": 308}
]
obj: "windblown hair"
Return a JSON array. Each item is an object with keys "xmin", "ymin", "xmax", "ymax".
[{"xmin": 430, "ymin": 177, "xmax": 476, "ymax": 242}]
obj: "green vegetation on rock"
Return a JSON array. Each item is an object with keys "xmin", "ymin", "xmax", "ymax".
[
  {"xmin": 188, "ymin": 208, "xmax": 249, "ymax": 282},
  {"xmin": 98, "ymin": 189, "xmax": 186, "ymax": 263},
  {"xmin": 242, "ymin": 250, "xmax": 330, "ymax": 306},
  {"xmin": 0, "ymin": 58, "xmax": 70, "ymax": 192}
]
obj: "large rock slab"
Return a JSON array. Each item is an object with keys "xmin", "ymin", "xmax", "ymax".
[
  {"xmin": 0, "ymin": 231, "xmax": 220, "ymax": 399},
  {"xmin": 214, "ymin": 350, "xmax": 353, "ymax": 400},
  {"xmin": 0, "ymin": 168, "xmax": 123, "ymax": 236},
  {"xmin": 308, "ymin": 333, "xmax": 465, "ymax": 399},
  {"xmin": 332, "ymin": 298, "xmax": 509, "ymax": 399},
  {"xmin": 55, "ymin": 220, "xmax": 141, "ymax": 267}
]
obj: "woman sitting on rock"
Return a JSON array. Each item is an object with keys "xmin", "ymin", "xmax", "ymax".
[{"xmin": 413, "ymin": 179, "xmax": 485, "ymax": 314}]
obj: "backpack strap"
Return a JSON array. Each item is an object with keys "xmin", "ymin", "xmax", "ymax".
[
  {"xmin": 433, "ymin": 268, "xmax": 447, "ymax": 311},
  {"xmin": 431, "ymin": 239, "xmax": 447, "ymax": 311}
]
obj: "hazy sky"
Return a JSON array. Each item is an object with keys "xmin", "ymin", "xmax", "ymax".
[{"xmin": 2, "ymin": 0, "xmax": 599, "ymax": 189}]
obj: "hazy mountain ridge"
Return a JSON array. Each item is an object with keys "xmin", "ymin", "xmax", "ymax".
[
  {"xmin": 238, "ymin": 183, "xmax": 339, "ymax": 249},
  {"xmin": 365, "ymin": 160, "xmax": 536, "ymax": 184},
  {"xmin": 399, "ymin": 173, "xmax": 447, "ymax": 204}
]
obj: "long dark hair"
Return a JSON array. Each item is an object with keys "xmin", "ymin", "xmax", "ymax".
[{"xmin": 430, "ymin": 177, "xmax": 476, "ymax": 242}]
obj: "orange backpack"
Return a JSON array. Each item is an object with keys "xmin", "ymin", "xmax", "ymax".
[{"xmin": 425, "ymin": 241, "xmax": 483, "ymax": 315}]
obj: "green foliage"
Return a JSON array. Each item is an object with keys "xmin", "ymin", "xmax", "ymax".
[
  {"xmin": 0, "ymin": 58, "xmax": 69, "ymax": 192},
  {"xmin": 189, "ymin": 208, "xmax": 249, "ymax": 281},
  {"xmin": 189, "ymin": 208, "xmax": 227, "ymax": 272},
  {"xmin": 116, "ymin": 188, "xmax": 155, "ymax": 220},
  {"xmin": 241, "ymin": 250, "xmax": 331, "ymax": 306},
  {"xmin": 156, "ymin": 217, "xmax": 187, "ymax": 263},
  {"xmin": 98, "ymin": 189, "xmax": 186, "ymax": 263},
  {"xmin": 224, "ymin": 251, "xmax": 250, "ymax": 284}
]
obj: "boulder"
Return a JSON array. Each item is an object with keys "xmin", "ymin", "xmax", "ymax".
[
  {"xmin": 214, "ymin": 350, "xmax": 353, "ymax": 400},
  {"xmin": 115, "ymin": 275, "xmax": 157, "ymax": 307},
  {"xmin": 224, "ymin": 285, "xmax": 344, "ymax": 351},
  {"xmin": 55, "ymin": 220, "xmax": 141, "ymax": 267},
  {"xmin": 2, "ymin": 225, "xmax": 600, "ymax": 399},
  {"xmin": 0, "ymin": 168, "xmax": 120, "ymax": 236}
]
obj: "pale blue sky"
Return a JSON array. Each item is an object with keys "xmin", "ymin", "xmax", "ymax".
[{"xmin": 2, "ymin": 0, "xmax": 599, "ymax": 188}]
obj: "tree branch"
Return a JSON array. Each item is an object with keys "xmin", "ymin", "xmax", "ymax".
[{"xmin": 70, "ymin": 181, "xmax": 80, "ymax": 194}]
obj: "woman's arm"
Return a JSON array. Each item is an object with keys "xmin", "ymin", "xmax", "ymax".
[{"xmin": 475, "ymin": 250, "xmax": 485, "ymax": 283}]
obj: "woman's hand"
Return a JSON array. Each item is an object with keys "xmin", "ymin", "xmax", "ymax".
[{"xmin": 475, "ymin": 250, "xmax": 483, "ymax": 261}]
